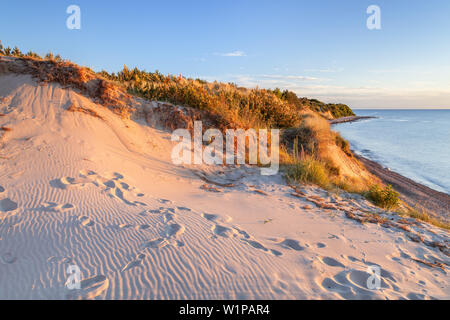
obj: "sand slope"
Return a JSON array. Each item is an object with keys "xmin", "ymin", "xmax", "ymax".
[{"xmin": 0, "ymin": 74, "xmax": 449, "ymax": 300}]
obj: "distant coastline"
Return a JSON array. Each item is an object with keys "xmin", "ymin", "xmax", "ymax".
[{"xmin": 329, "ymin": 116, "xmax": 377, "ymax": 125}]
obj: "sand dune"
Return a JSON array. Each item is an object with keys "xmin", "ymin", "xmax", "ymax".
[{"xmin": 0, "ymin": 73, "xmax": 449, "ymax": 300}]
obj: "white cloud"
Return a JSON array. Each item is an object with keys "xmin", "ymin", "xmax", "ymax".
[
  {"xmin": 259, "ymin": 74, "xmax": 322, "ymax": 81},
  {"xmin": 215, "ymin": 51, "xmax": 246, "ymax": 57},
  {"xmin": 305, "ymin": 67, "xmax": 344, "ymax": 73}
]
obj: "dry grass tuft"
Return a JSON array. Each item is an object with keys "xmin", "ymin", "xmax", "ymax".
[
  {"xmin": 283, "ymin": 112, "xmax": 376, "ymax": 194},
  {"xmin": 253, "ymin": 189, "xmax": 269, "ymax": 196},
  {"xmin": 200, "ymin": 184, "xmax": 221, "ymax": 193},
  {"xmin": 67, "ymin": 103, "xmax": 104, "ymax": 120},
  {"xmin": 396, "ymin": 203, "xmax": 450, "ymax": 230},
  {"xmin": 411, "ymin": 258, "xmax": 446, "ymax": 271}
]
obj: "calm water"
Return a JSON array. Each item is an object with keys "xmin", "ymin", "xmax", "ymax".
[{"xmin": 332, "ymin": 109, "xmax": 450, "ymax": 194}]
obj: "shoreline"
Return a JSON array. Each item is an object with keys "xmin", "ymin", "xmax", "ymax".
[
  {"xmin": 356, "ymin": 154, "xmax": 450, "ymax": 222},
  {"xmin": 329, "ymin": 116, "xmax": 377, "ymax": 124}
]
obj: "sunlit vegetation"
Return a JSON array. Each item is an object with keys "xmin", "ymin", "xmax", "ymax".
[
  {"xmin": 2, "ymin": 42, "xmax": 408, "ymax": 214},
  {"xmin": 365, "ymin": 184, "xmax": 400, "ymax": 210}
]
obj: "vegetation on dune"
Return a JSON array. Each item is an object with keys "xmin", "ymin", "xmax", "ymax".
[
  {"xmin": 308, "ymin": 100, "xmax": 355, "ymax": 119},
  {"xmin": 283, "ymin": 113, "xmax": 369, "ymax": 193},
  {"xmin": 1, "ymin": 42, "xmax": 412, "ymax": 215},
  {"xmin": 0, "ymin": 41, "xmax": 355, "ymax": 125},
  {"xmin": 365, "ymin": 184, "xmax": 400, "ymax": 210},
  {"xmin": 0, "ymin": 42, "xmax": 132, "ymax": 118},
  {"xmin": 397, "ymin": 204, "xmax": 450, "ymax": 230},
  {"xmin": 286, "ymin": 147, "xmax": 331, "ymax": 189},
  {"xmin": 101, "ymin": 66, "xmax": 301, "ymax": 129},
  {"xmin": 100, "ymin": 66, "xmax": 355, "ymax": 129}
]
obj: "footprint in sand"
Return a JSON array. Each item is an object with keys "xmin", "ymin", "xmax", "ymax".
[
  {"xmin": 120, "ymin": 182, "xmax": 130, "ymax": 190},
  {"xmin": 163, "ymin": 213, "xmax": 174, "ymax": 223},
  {"xmin": 0, "ymin": 186, "xmax": 4, "ymax": 193},
  {"xmin": 143, "ymin": 222, "xmax": 185, "ymax": 249},
  {"xmin": 143, "ymin": 238, "xmax": 167, "ymax": 249},
  {"xmin": 345, "ymin": 255, "xmax": 360, "ymax": 262},
  {"xmin": 54, "ymin": 171, "xmax": 147, "ymax": 207},
  {"xmin": 243, "ymin": 239, "xmax": 267, "ymax": 250},
  {"xmin": 79, "ymin": 169, "xmax": 97, "ymax": 177},
  {"xmin": 319, "ymin": 256, "xmax": 346, "ymax": 268},
  {"xmin": 407, "ymin": 292, "xmax": 435, "ymax": 300},
  {"xmin": 272, "ymin": 238, "xmax": 305, "ymax": 251},
  {"xmin": 103, "ymin": 180, "xmax": 116, "ymax": 188},
  {"xmin": 48, "ymin": 256, "xmax": 73, "ymax": 264},
  {"xmin": 37, "ymin": 202, "xmax": 75, "ymax": 212},
  {"xmin": 0, "ymin": 198, "xmax": 18, "ymax": 212},
  {"xmin": 212, "ymin": 225, "xmax": 237, "ymax": 238},
  {"xmin": 66, "ymin": 275, "xmax": 109, "ymax": 300},
  {"xmin": 202, "ymin": 213, "xmax": 232, "ymax": 224},
  {"xmin": 320, "ymin": 277, "xmax": 356, "ymax": 299},
  {"xmin": 1, "ymin": 252, "xmax": 17, "ymax": 264},
  {"xmin": 202, "ymin": 214, "xmax": 282, "ymax": 256},
  {"xmin": 117, "ymin": 223, "xmax": 134, "ymax": 229},
  {"xmin": 233, "ymin": 227, "xmax": 251, "ymax": 240},
  {"xmin": 241, "ymin": 239, "xmax": 283, "ymax": 257},
  {"xmin": 51, "ymin": 177, "xmax": 87, "ymax": 190},
  {"xmin": 79, "ymin": 216, "xmax": 95, "ymax": 227},
  {"xmin": 320, "ymin": 266, "xmax": 396, "ymax": 299},
  {"xmin": 177, "ymin": 206, "xmax": 192, "ymax": 212},
  {"xmin": 164, "ymin": 223, "xmax": 185, "ymax": 238},
  {"xmin": 121, "ymin": 253, "xmax": 146, "ymax": 272}
]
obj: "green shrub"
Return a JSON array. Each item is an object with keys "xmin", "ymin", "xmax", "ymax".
[{"xmin": 366, "ymin": 184, "xmax": 400, "ymax": 210}]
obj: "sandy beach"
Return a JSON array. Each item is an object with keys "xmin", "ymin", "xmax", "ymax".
[{"xmin": 356, "ymin": 155, "xmax": 450, "ymax": 223}]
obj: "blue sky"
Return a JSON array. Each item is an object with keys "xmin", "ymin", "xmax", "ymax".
[{"xmin": 1, "ymin": 0, "xmax": 449, "ymax": 108}]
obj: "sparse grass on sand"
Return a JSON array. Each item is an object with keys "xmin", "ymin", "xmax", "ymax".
[
  {"xmin": 67, "ymin": 103, "xmax": 104, "ymax": 120},
  {"xmin": 286, "ymin": 152, "xmax": 330, "ymax": 189},
  {"xmin": 396, "ymin": 204, "xmax": 450, "ymax": 230}
]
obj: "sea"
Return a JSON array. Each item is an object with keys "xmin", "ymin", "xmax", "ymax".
[{"xmin": 332, "ymin": 109, "xmax": 450, "ymax": 194}]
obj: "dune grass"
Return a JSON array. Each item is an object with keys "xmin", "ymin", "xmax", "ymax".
[
  {"xmin": 397, "ymin": 204, "xmax": 450, "ymax": 230},
  {"xmin": 285, "ymin": 147, "xmax": 331, "ymax": 189},
  {"xmin": 99, "ymin": 65, "xmax": 355, "ymax": 129},
  {"xmin": 283, "ymin": 113, "xmax": 371, "ymax": 193}
]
